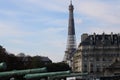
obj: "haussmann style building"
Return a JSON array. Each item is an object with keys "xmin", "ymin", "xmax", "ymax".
[{"xmin": 73, "ymin": 32, "xmax": 120, "ymax": 79}]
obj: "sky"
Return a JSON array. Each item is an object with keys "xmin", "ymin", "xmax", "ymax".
[{"xmin": 0, "ymin": 0, "xmax": 120, "ymax": 62}]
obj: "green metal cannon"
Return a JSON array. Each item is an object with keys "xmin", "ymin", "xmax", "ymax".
[
  {"xmin": 0, "ymin": 67, "xmax": 47, "ymax": 79},
  {"xmin": 0, "ymin": 62, "xmax": 7, "ymax": 70},
  {"xmin": 24, "ymin": 70, "xmax": 70, "ymax": 80},
  {"xmin": 51, "ymin": 72, "xmax": 88, "ymax": 80}
]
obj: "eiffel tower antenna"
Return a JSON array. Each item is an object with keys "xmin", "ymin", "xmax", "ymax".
[{"xmin": 70, "ymin": 0, "xmax": 72, "ymax": 4}]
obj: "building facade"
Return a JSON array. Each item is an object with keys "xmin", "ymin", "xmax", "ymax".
[
  {"xmin": 73, "ymin": 33, "xmax": 120, "ymax": 79},
  {"xmin": 104, "ymin": 60, "xmax": 120, "ymax": 76}
]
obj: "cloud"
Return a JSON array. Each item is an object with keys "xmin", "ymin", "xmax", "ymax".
[
  {"xmin": 0, "ymin": 10, "xmax": 17, "ymax": 16},
  {"xmin": 77, "ymin": 0, "xmax": 120, "ymax": 24},
  {"xmin": 0, "ymin": 21, "xmax": 34, "ymax": 37},
  {"xmin": 0, "ymin": 22, "xmax": 18, "ymax": 36},
  {"xmin": 88, "ymin": 26, "xmax": 120, "ymax": 34},
  {"xmin": 9, "ymin": 39, "xmax": 28, "ymax": 45},
  {"xmin": 10, "ymin": 0, "xmax": 68, "ymax": 13},
  {"xmin": 3, "ymin": 0, "xmax": 120, "ymax": 25},
  {"xmin": 41, "ymin": 27, "xmax": 65, "ymax": 33},
  {"xmin": 0, "ymin": 9, "xmax": 29, "ymax": 17}
]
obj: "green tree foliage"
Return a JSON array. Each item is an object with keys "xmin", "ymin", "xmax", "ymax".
[
  {"xmin": 0, "ymin": 45, "xmax": 71, "ymax": 72},
  {"xmin": 7, "ymin": 54, "xmax": 19, "ymax": 70},
  {"xmin": 46, "ymin": 62, "xmax": 71, "ymax": 72},
  {"xmin": 30, "ymin": 56, "xmax": 45, "ymax": 68},
  {"xmin": 0, "ymin": 46, "xmax": 8, "ymax": 62}
]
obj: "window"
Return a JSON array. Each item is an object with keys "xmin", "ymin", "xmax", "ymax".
[
  {"xmin": 96, "ymin": 57, "xmax": 100, "ymax": 61},
  {"xmin": 96, "ymin": 67, "xmax": 100, "ymax": 72},
  {"xmin": 96, "ymin": 64, "xmax": 100, "ymax": 72},
  {"xmin": 83, "ymin": 64, "xmax": 87, "ymax": 72},
  {"xmin": 90, "ymin": 37, "xmax": 93, "ymax": 40},
  {"xmin": 90, "ymin": 64, "xmax": 94, "ymax": 73},
  {"xmin": 84, "ymin": 57, "xmax": 87, "ymax": 61},
  {"xmin": 90, "ymin": 58, "xmax": 94, "ymax": 61},
  {"xmin": 102, "ymin": 58, "xmax": 105, "ymax": 61}
]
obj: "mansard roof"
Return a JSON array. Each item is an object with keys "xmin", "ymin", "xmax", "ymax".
[{"xmin": 80, "ymin": 33, "xmax": 120, "ymax": 46}]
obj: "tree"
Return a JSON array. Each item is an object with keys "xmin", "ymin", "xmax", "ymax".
[
  {"xmin": 46, "ymin": 62, "xmax": 71, "ymax": 72},
  {"xmin": 0, "ymin": 45, "xmax": 8, "ymax": 62},
  {"xmin": 30, "ymin": 56, "xmax": 45, "ymax": 68}
]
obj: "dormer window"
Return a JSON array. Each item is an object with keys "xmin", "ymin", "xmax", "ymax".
[{"xmin": 90, "ymin": 37, "xmax": 93, "ymax": 40}]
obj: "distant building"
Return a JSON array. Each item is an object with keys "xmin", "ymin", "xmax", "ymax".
[
  {"xmin": 17, "ymin": 54, "xmax": 52, "ymax": 64},
  {"xmin": 73, "ymin": 32, "xmax": 120, "ymax": 79},
  {"xmin": 17, "ymin": 53, "xmax": 26, "ymax": 57},
  {"xmin": 40, "ymin": 56, "xmax": 52, "ymax": 64}
]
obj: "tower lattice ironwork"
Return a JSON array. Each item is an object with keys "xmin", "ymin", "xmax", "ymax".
[{"xmin": 64, "ymin": 0, "xmax": 76, "ymax": 66}]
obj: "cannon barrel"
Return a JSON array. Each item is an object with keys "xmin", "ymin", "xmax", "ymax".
[
  {"xmin": 0, "ymin": 62, "xmax": 7, "ymax": 70},
  {"xmin": 51, "ymin": 72, "xmax": 88, "ymax": 78},
  {"xmin": 24, "ymin": 71, "xmax": 70, "ymax": 79},
  {"xmin": 0, "ymin": 67, "xmax": 47, "ymax": 78}
]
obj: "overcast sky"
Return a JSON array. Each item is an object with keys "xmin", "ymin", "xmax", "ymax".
[{"xmin": 0, "ymin": 0, "xmax": 120, "ymax": 62}]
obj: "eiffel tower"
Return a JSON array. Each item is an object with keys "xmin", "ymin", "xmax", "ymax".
[{"xmin": 64, "ymin": 0, "xmax": 76, "ymax": 67}]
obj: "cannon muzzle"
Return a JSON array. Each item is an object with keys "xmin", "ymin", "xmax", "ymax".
[{"xmin": 0, "ymin": 62, "xmax": 7, "ymax": 70}]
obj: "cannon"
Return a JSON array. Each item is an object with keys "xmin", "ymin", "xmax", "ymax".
[
  {"xmin": 51, "ymin": 72, "xmax": 88, "ymax": 79},
  {"xmin": 24, "ymin": 70, "xmax": 70, "ymax": 80},
  {"xmin": 0, "ymin": 62, "xmax": 7, "ymax": 70},
  {"xmin": 0, "ymin": 67, "xmax": 47, "ymax": 78}
]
